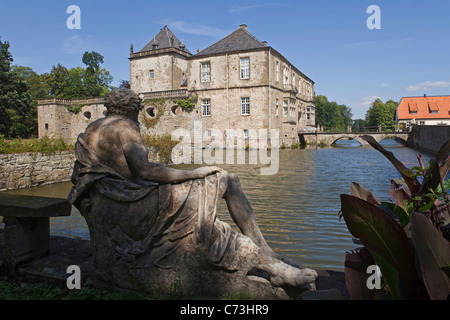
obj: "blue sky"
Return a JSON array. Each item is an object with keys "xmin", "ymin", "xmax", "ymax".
[{"xmin": 1, "ymin": 0, "xmax": 449, "ymax": 119}]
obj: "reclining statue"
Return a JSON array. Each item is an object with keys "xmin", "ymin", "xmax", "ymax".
[{"xmin": 68, "ymin": 88, "xmax": 317, "ymax": 299}]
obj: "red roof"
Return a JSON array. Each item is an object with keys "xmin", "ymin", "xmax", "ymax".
[{"xmin": 397, "ymin": 95, "xmax": 450, "ymax": 120}]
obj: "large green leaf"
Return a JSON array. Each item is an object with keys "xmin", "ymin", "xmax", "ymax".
[
  {"xmin": 411, "ymin": 212, "xmax": 450, "ymax": 300},
  {"xmin": 351, "ymin": 182, "xmax": 379, "ymax": 205},
  {"xmin": 344, "ymin": 247, "xmax": 377, "ymax": 300},
  {"xmin": 389, "ymin": 179, "xmax": 411, "ymax": 212},
  {"xmin": 436, "ymin": 137, "xmax": 450, "ymax": 165},
  {"xmin": 370, "ymin": 250, "xmax": 401, "ymax": 300},
  {"xmin": 360, "ymin": 135, "xmax": 421, "ymax": 195},
  {"xmin": 340, "ymin": 194, "xmax": 421, "ymax": 294}
]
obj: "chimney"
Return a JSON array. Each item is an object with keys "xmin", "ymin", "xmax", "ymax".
[
  {"xmin": 424, "ymin": 94, "xmax": 427, "ymax": 97},
  {"xmin": 240, "ymin": 24, "xmax": 247, "ymax": 30}
]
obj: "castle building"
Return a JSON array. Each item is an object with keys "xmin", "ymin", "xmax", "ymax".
[
  {"xmin": 38, "ymin": 25, "xmax": 315, "ymax": 147},
  {"xmin": 129, "ymin": 25, "xmax": 315, "ymax": 146}
]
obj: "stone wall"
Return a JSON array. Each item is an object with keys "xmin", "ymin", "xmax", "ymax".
[
  {"xmin": 38, "ymin": 98, "xmax": 106, "ymax": 144},
  {"xmin": 0, "ymin": 151, "xmax": 76, "ymax": 191},
  {"xmin": 408, "ymin": 125, "xmax": 450, "ymax": 155},
  {"xmin": 0, "ymin": 149, "xmax": 161, "ymax": 191}
]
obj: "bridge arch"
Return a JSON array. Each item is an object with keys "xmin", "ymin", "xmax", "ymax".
[
  {"xmin": 299, "ymin": 131, "xmax": 410, "ymax": 147},
  {"xmin": 330, "ymin": 135, "xmax": 365, "ymax": 146},
  {"xmin": 377, "ymin": 135, "xmax": 409, "ymax": 145}
]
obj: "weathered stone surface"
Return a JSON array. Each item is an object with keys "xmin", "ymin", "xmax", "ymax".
[
  {"xmin": 0, "ymin": 151, "xmax": 76, "ymax": 191},
  {"xmin": 68, "ymin": 89, "xmax": 317, "ymax": 299}
]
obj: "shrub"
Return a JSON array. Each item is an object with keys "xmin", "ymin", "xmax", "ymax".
[{"xmin": 339, "ymin": 135, "xmax": 450, "ymax": 300}]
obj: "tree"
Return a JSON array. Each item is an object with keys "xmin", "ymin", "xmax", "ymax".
[
  {"xmin": 12, "ymin": 65, "xmax": 50, "ymax": 100},
  {"xmin": 315, "ymin": 94, "xmax": 353, "ymax": 131},
  {"xmin": 365, "ymin": 98, "xmax": 398, "ymax": 130},
  {"xmin": 47, "ymin": 64, "xmax": 69, "ymax": 97},
  {"xmin": 62, "ymin": 67, "xmax": 85, "ymax": 98},
  {"xmin": 82, "ymin": 51, "xmax": 113, "ymax": 97},
  {"xmin": 0, "ymin": 38, "xmax": 35, "ymax": 137}
]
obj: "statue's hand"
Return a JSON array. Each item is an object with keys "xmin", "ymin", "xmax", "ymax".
[{"xmin": 193, "ymin": 166, "xmax": 223, "ymax": 179}]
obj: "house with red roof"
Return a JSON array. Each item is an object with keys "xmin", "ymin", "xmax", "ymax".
[{"xmin": 395, "ymin": 95, "xmax": 450, "ymax": 127}]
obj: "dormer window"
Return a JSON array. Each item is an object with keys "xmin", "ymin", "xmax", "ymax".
[{"xmin": 428, "ymin": 102, "xmax": 439, "ymax": 114}]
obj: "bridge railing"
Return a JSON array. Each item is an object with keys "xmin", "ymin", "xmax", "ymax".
[
  {"xmin": 351, "ymin": 125, "xmax": 397, "ymax": 133},
  {"xmin": 311, "ymin": 125, "xmax": 401, "ymax": 134}
]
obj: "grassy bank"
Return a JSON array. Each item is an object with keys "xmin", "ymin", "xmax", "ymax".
[
  {"xmin": 0, "ymin": 279, "xmax": 149, "ymax": 300},
  {"xmin": 0, "ymin": 134, "xmax": 177, "ymax": 164},
  {"xmin": 0, "ymin": 135, "xmax": 74, "ymax": 154}
]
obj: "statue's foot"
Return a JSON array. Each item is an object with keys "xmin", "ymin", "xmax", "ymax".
[{"xmin": 264, "ymin": 262, "xmax": 317, "ymax": 289}]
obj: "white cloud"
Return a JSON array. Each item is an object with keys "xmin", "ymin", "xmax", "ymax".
[
  {"xmin": 156, "ymin": 20, "xmax": 231, "ymax": 38},
  {"xmin": 228, "ymin": 3, "xmax": 282, "ymax": 13},
  {"xmin": 406, "ymin": 81, "xmax": 450, "ymax": 92},
  {"xmin": 352, "ymin": 95, "xmax": 380, "ymax": 119},
  {"xmin": 63, "ymin": 34, "xmax": 86, "ymax": 55}
]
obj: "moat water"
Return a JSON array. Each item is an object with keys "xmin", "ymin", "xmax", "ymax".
[{"xmin": 3, "ymin": 139, "xmax": 433, "ymax": 271}]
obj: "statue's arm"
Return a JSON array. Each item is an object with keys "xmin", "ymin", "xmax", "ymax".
[{"xmin": 122, "ymin": 129, "xmax": 220, "ymax": 184}]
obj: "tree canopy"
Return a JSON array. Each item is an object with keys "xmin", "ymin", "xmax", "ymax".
[
  {"xmin": 0, "ymin": 39, "xmax": 36, "ymax": 137},
  {"xmin": 365, "ymin": 98, "xmax": 398, "ymax": 130},
  {"xmin": 0, "ymin": 37, "xmax": 114, "ymax": 138},
  {"xmin": 315, "ymin": 94, "xmax": 353, "ymax": 132}
]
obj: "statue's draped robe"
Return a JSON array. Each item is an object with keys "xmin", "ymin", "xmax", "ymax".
[{"xmin": 68, "ymin": 133, "xmax": 258, "ymax": 289}]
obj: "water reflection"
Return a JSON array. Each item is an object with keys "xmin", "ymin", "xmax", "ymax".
[{"xmin": 2, "ymin": 140, "xmax": 433, "ymax": 271}]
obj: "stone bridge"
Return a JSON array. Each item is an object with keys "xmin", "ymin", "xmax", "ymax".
[{"xmin": 299, "ymin": 131, "xmax": 410, "ymax": 147}]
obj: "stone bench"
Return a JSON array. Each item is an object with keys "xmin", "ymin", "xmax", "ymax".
[{"xmin": 0, "ymin": 193, "xmax": 71, "ymax": 274}]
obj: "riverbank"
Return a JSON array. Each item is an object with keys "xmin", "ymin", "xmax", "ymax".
[{"xmin": 0, "ymin": 229, "xmax": 348, "ymax": 300}]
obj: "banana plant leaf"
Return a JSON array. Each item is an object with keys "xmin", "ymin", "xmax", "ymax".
[
  {"xmin": 344, "ymin": 247, "xmax": 377, "ymax": 300},
  {"xmin": 436, "ymin": 137, "xmax": 450, "ymax": 165},
  {"xmin": 411, "ymin": 211, "xmax": 450, "ymax": 300},
  {"xmin": 340, "ymin": 194, "xmax": 421, "ymax": 296},
  {"xmin": 360, "ymin": 135, "xmax": 421, "ymax": 195},
  {"xmin": 351, "ymin": 182, "xmax": 379, "ymax": 205},
  {"xmin": 389, "ymin": 179, "xmax": 411, "ymax": 214}
]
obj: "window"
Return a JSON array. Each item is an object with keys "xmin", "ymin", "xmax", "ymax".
[
  {"xmin": 202, "ymin": 99, "xmax": 211, "ymax": 116},
  {"xmin": 290, "ymin": 106, "xmax": 295, "ymax": 117},
  {"xmin": 244, "ymin": 129, "xmax": 249, "ymax": 139},
  {"xmin": 275, "ymin": 98, "xmax": 279, "ymax": 116},
  {"xmin": 201, "ymin": 62, "xmax": 210, "ymax": 82},
  {"xmin": 283, "ymin": 100, "xmax": 288, "ymax": 117},
  {"xmin": 241, "ymin": 97, "xmax": 250, "ymax": 115},
  {"xmin": 149, "ymin": 69, "xmax": 154, "ymax": 80},
  {"xmin": 240, "ymin": 57, "xmax": 250, "ymax": 79}
]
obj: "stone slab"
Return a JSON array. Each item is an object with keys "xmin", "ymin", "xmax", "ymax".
[{"xmin": 0, "ymin": 193, "xmax": 71, "ymax": 218}]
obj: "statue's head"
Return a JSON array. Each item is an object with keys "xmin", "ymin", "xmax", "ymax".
[{"xmin": 104, "ymin": 88, "xmax": 143, "ymax": 117}]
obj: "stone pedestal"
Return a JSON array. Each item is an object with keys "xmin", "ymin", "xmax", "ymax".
[{"xmin": 0, "ymin": 193, "xmax": 71, "ymax": 274}]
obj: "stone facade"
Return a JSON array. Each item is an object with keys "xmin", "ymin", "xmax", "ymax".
[
  {"xmin": 37, "ymin": 25, "xmax": 316, "ymax": 147},
  {"xmin": 37, "ymin": 98, "xmax": 106, "ymax": 143},
  {"xmin": 132, "ymin": 25, "xmax": 316, "ymax": 147},
  {"xmin": 0, "ymin": 151, "xmax": 76, "ymax": 191}
]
